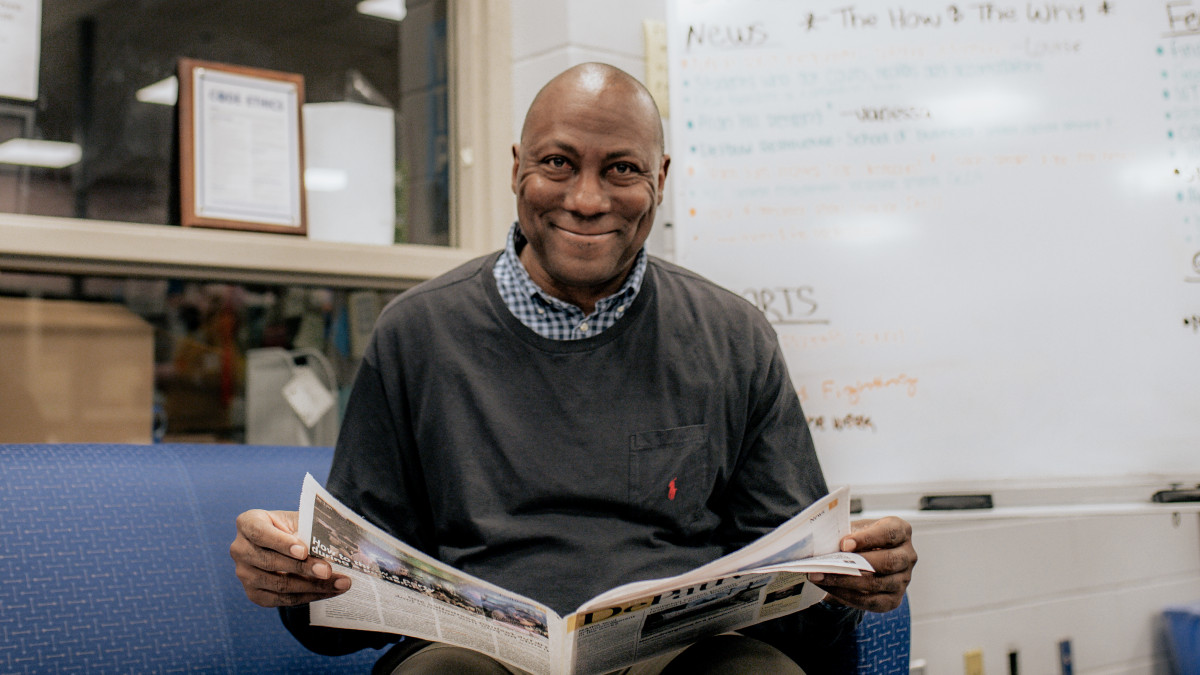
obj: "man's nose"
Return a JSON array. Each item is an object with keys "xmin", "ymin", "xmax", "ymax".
[{"xmin": 563, "ymin": 172, "xmax": 610, "ymax": 216}]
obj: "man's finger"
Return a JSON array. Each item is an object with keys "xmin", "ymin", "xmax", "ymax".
[
  {"xmin": 821, "ymin": 584, "xmax": 905, "ymax": 613},
  {"xmin": 815, "ymin": 568, "xmax": 909, "ymax": 612},
  {"xmin": 816, "ymin": 568, "xmax": 908, "ymax": 596},
  {"xmin": 853, "ymin": 545, "xmax": 916, "ymax": 577},
  {"xmin": 236, "ymin": 509, "xmax": 307, "ymax": 560},
  {"xmin": 249, "ymin": 588, "xmax": 348, "ymax": 607},
  {"xmin": 252, "ymin": 590, "xmax": 347, "ymax": 607},
  {"xmin": 231, "ymin": 535, "xmax": 310, "ymax": 578},
  {"xmin": 242, "ymin": 571, "xmax": 351, "ymax": 608},
  {"xmin": 842, "ymin": 517, "xmax": 911, "ymax": 552}
]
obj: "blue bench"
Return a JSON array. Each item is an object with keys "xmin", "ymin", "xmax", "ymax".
[{"xmin": 0, "ymin": 443, "xmax": 908, "ymax": 674}]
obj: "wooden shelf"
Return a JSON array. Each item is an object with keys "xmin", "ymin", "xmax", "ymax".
[{"xmin": 0, "ymin": 213, "xmax": 482, "ymax": 290}]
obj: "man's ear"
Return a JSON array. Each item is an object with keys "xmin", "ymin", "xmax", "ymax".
[
  {"xmin": 511, "ymin": 144, "xmax": 521, "ymax": 194},
  {"xmin": 656, "ymin": 155, "xmax": 671, "ymax": 204}
]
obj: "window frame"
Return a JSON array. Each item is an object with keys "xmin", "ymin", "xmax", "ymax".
[{"xmin": 0, "ymin": 0, "xmax": 513, "ymax": 292}]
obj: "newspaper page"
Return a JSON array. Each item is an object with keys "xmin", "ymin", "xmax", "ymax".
[
  {"xmin": 561, "ymin": 487, "xmax": 868, "ymax": 673},
  {"xmin": 298, "ymin": 475, "xmax": 559, "ymax": 674},
  {"xmin": 297, "ymin": 476, "xmax": 869, "ymax": 675}
]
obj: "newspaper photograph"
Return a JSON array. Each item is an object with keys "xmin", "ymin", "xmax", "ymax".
[
  {"xmin": 297, "ymin": 475, "xmax": 870, "ymax": 675},
  {"xmin": 299, "ymin": 478, "xmax": 555, "ymax": 673}
]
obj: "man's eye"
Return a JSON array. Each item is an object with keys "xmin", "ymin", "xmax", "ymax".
[
  {"xmin": 611, "ymin": 162, "xmax": 637, "ymax": 174},
  {"xmin": 546, "ymin": 157, "xmax": 569, "ymax": 169}
]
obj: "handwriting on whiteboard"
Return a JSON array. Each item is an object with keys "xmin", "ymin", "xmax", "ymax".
[
  {"xmin": 816, "ymin": 3, "xmax": 1105, "ymax": 30},
  {"xmin": 779, "ymin": 329, "xmax": 909, "ymax": 352},
  {"xmin": 686, "ymin": 23, "xmax": 770, "ymax": 50},
  {"xmin": 780, "ymin": 329, "xmax": 846, "ymax": 351},
  {"xmin": 798, "ymin": 374, "xmax": 920, "ymax": 405},
  {"xmin": 807, "ymin": 414, "xmax": 877, "ymax": 432},
  {"xmin": 842, "ymin": 106, "xmax": 933, "ymax": 122},
  {"xmin": 682, "ymin": 2, "xmax": 1113, "ymax": 51},
  {"xmin": 1167, "ymin": 1, "xmax": 1200, "ymax": 38},
  {"xmin": 741, "ymin": 286, "xmax": 824, "ymax": 324}
]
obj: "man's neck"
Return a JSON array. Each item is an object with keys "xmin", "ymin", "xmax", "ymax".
[{"xmin": 517, "ymin": 247, "xmax": 628, "ymax": 315}]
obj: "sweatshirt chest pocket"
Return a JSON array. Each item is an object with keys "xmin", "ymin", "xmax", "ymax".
[{"xmin": 628, "ymin": 424, "xmax": 712, "ymax": 530}]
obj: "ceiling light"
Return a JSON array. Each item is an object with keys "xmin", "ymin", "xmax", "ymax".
[
  {"xmin": 0, "ymin": 139, "xmax": 83, "ymax": 168},
  {"xmin": 357, "ymin": 0, "xmax": 406, "ymax": 21},
  {"xmin": 136, "ymin": 76, "xmax": 178, "ymax": 106}
]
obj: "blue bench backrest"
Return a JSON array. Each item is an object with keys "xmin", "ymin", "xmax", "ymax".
[{"xmin": 0, "ymin": 443, "xmax": 380, "ymax": 674}]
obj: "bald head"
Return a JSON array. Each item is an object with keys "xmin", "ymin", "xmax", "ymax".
[{"xmin": 520, "ymin": 63, "xmax": 665, "ymax": 154}]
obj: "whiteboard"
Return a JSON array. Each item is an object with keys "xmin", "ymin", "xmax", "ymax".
[{"xmin": 666, "ymin": 0, "xmax": 1200, "ymax": 489}]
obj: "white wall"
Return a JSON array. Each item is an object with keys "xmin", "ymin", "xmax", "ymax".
[
  {"xmin": 506, "ymin": 4, "xmax": 1200, "ymax": 673},
  {"xmin": 898, "ymin": 506, "xmax": 1200, "ymax": 675}
]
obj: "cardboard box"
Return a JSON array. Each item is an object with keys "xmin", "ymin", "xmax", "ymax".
[{"xmin": 0, "ymin": 296, "xmax": 154, "ymax": 443}]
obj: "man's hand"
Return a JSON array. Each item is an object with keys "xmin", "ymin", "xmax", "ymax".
[
  {"xmin": 230, "ymin": 509, "xmax": 351, "ymax": 607},
  {"xmin": 810, "ymin": 516, "xmax": 916, "ymax": 613}
]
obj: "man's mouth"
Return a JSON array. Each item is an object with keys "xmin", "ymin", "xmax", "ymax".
[{"xmin": 552, "ymin": 223, "xmax": 616, "ymax": 242}]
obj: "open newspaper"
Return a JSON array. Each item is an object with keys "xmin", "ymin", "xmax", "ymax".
[{"xmin": 298, "ymin": 475, "xmax": 870, "ymax": 675}]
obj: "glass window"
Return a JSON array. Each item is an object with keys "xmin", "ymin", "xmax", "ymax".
[
  {"xmin": 0, "ymin": 270, "xmax": 395, "ymax": 443},
  {"xmin": 2, "ymin": 0, "xmax": 450, "ymax": 245}
]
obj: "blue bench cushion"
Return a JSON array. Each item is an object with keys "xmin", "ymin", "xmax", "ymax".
[
  {"xmin": 0, "ymin": 443, "xmax": 382, "ymax": 674},
  {"xmin": 855, "ymin": 594, "xmax": 911, "ymax": 675}
]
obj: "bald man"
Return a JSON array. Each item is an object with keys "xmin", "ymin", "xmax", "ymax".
[{"xmin": 231, "ymin": 63, "xmax": 916, "ymax": 675}]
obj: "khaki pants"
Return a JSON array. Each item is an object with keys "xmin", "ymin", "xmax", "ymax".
[{"xmin": 388, "ymin": 634, "xmax": 805, "ymax": 675}]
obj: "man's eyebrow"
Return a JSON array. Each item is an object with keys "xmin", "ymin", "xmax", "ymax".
[
  {"xmin": 603, "ymin": 150, "xmax": 646, "ymax": 165},
  {"xmin": 532, "ymin": 140, "xmax": 649, "ymax": 166},
  {"xmin": 535, "ymin": 140, "xmax": 580, "ymax": 157}
]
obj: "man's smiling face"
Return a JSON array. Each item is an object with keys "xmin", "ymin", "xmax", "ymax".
[{"xmin": 511, "ymin": 65, "xmax": 670, "ymax": 312}]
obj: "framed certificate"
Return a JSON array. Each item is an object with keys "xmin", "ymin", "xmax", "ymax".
[
  {"xmin": 178, "ymin": 58, "xmax": 307, "ymax": 234},
  {"xmin": 0, "ymin": 0, "xmax": 41, "ymax": 101}
]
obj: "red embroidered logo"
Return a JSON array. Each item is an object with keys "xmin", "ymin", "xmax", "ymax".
[{"xmin": 668, "ymin": 477, "xmax": 678, "ymax": 501}]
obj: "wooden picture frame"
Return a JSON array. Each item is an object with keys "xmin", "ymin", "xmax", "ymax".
[{"xmin": 177, "ymin": 58, "xmax": 307, "ymax": 235}]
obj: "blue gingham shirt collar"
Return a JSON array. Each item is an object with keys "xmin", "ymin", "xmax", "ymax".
[{"xmin": 493, "ymin": 223, "xmax": 646, "ymax": 340}]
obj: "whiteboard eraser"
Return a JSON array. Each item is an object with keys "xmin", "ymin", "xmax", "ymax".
[
  {"xmin": 919, "ymin": 494, "xmax": 993, "ymax": 510},
  {"xmin": 1152, "ymin": 487, "xmax": 1200, "ymax": 503}
]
